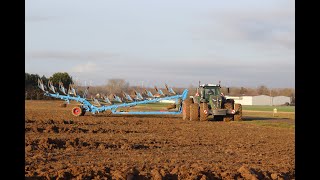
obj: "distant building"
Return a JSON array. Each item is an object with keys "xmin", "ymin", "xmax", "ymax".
[
  {"xmin": 273, "ymin": 96, "xmax": 291, "ymax": 106},
  {"xmin": 252, "ymin": 95, "xmax": 271, "ymax": 105},
  {"xmin": 225, "ymin": 96, "xmax": 253, "ymax": 105},
  {"xmin": 225, "ymin": 95, "xmax": 291, "ymax": 106},
  {"xmin": 160, "ymin": 99, "xmax": 176, "ymax": 103}
]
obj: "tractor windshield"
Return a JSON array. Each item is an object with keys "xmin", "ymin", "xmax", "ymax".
[
  {"xmin": 201, "ymin": 86, "xmax": 221, "ymax": 101},
  {"xmin": 204, "ymin": 87, "xmax": 220, "ymax": 96}
]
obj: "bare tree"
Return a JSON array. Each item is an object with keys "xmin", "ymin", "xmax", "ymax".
[
  {"xmin": 187, "ymin": 84, "xmax": 197, "ymax": 96},
  {"xmin": 239, "ymin": 87, "xmax": 248, "ymax": 95},
  {"xmin": 278, "ymin": 88, "xmax": 294, "ymax": 97},
  {"xmin": 257, "ymin": 85, "xmax": 270, "ymax": 95},
  {"xmin": 105, "ymin": 79, "xmax": 130, "ymax": 96}
]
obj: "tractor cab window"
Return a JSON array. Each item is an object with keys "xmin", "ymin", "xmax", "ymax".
[
  {"xmin": 204, "ymin": 88, "xmax": 220, "ymax": 97},
  {"xmin": 207, "ymin": 89, "xmax": 215, "ymax": 95}
]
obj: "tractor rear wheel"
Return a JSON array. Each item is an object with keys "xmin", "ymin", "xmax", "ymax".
[
  {"xmin": 190, "ymin": 103, "xmax": 199, "ymax": 121},
  {"xmin": 72, "ymin": 107, "xmax": 84, "ymax": 116},
  {"xmin": 182, "ymin": 98, "xmax": 193, "ymax": 120},
  {"xmin": 234, "ymin": 104, "xmax": 242, "ymax": 121},
  {"xmin": 200, "ymin": 103, "xmax": 209, "ymax": 121},
  {"xmin": 223, "ymin": 101, "xmax": 234, "ymax": 121}
]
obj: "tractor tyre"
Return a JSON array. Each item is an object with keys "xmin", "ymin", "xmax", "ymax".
[
  {"xmin": 223, "ymin": 101, "xmax": 234, "ymax": 121},
  {"xmin": 234, "ymin": 104, "xmax": 242, "ymax": 121},
  {"xmin": 224, "ymin": 102, "xmax": 234, "ymax": 110},
  {"xmin": 72, "ymin": 107, "xmax": 84, "ymax": 117},
  {"xmin": 224, "ymin": 99, "xmax": 235, "ymax": 107},
  {"xmin": 182, "ymin": 98, "xmax": 193, "ymax": 120},
  {"xmin": 190, "ymin": 103, "xmax": 199, "ymax": 121},
  {"xmin": 200, "ymin": 103, "xmax": 209, "ymax": 121}
]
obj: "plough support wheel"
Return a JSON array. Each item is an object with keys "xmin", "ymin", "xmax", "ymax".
[{"xmin": 72, "ymin": 107, "xmax": 85, "ymax": 116}]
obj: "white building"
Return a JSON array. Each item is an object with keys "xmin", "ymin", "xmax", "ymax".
[
  {"xmin": 225, "ymin": 96, "xmax": 253, "ymax": 105},
  {"xmin": 272, "ymin": 96, "xmax": 291, "ymax": 105},
  {"xmin": 160, "ymin": 99, "xmax": 177, "ymax": 103},
  {"xmin": 225, "ymin": 95, "xmax": 291, "ymax": 106}
]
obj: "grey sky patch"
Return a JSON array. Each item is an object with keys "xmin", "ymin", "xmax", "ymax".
[
  {"xmin": 237, "ymin": 19, "xmax": 295, "ymax": 50},
  {"xmin": 25, "ymin": 52, "xmax": 294, "ymax": 88},
  {"xmin": 26, "ymin": 51, "xmax": 119, "ymax": 61},
  {"xmin": 67, "ymin": 60, "xmax": 294, "ymax": 88},
  {"xmin": 200, "ymin": 1, "xmax": 294, "ymax": 50},
  {"xmin": 26, "ymin": 16, "xmax": 52, "ymax": 22}
]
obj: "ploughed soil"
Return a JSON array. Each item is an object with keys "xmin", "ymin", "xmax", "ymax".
[{"xmin": 25, "ymin": 100, "xmax": 295, "ymax": 179}]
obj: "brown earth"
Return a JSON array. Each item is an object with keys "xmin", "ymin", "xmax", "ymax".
[{"xmin": 25, "ymin": 100, "xmax": 295, "ymax": 179}]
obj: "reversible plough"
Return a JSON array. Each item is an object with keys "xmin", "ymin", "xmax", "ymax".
[{"xmin": 38, "ymin": 79, "xmax": 189, "ymax": 116}]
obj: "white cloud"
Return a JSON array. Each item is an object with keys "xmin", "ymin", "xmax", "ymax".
[{"xmin": 71, "ymin": 62, "xmax": 102, "ymax": 73}]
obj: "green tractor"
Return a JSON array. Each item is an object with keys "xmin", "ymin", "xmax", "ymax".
[{"xmin": 182, "ymin": 83, "xmax": 242, "ymax": 121}]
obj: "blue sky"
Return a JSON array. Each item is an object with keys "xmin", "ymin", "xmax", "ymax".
[{"xmin": 25, "ymin": 0, "xmax": 294, "ymax": 88}]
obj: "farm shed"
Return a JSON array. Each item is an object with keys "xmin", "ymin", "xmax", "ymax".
[
  {"xmin": 225, "ymin": 96, "xmax": 253, "ymax": 105},
  {"xmin": 160, "ymin": 99, "xmax": 177, "ymax": 103},
  {"xmin": 252, "ymin": 95, "xmax": 272, "ymax": 105},
  {"xmin": 272, "ymin": 96, "xmax": 291, "ymax": 105},
  {"xmin": 225, "ymin": 95, "xmax": 291, "ymax": 106}
]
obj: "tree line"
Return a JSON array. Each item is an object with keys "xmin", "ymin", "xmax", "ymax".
[
  {"xmin": 25, "ymin": 72, "xmax": 295, "ymax": 104},
  {"xmin": 25, "ymin": 72, "xmax": 73, "ymax": 100}
]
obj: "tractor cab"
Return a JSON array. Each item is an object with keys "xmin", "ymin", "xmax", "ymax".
[
  {"xmin": 200, "ymin": 85, "xmax": 221, "ymax": 101},
  {"xmin": 195, "ymin": 84, "xmax": 226, "ymax": 110}
]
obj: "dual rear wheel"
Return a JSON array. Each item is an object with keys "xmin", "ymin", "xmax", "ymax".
[
  {"xmin": 182, "ymin": 100, "xmax": 242, "ymax": 121},
  {"xmin": 183, "ymin": 101, "xmax": 209, "ymax": 121},
  {"xmin": 182, "ymin": 98, "xmax": 193, "ymax": 120}
]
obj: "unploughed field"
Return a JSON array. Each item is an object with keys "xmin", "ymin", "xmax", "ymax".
[{"xmin": 25, "ymin": 100, "xmax": 295, "ymax": 180}]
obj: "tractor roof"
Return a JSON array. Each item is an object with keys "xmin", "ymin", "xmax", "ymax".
[{"xmin": 200, "ymin": 84, "xmax": 220, "ymax": 87}]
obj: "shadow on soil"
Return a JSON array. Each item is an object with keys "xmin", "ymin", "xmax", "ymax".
[
  {"xmin": 88, "ymin": 114, "xmax": 182, "ymax": 119},
  {"xmin": 83, "ymin": 113, "xmax": 291, "ymax": 122},
  {"xmin": 242, "ymin": 116, "xmax": 290, "ymax": 121},
  {"xmin": 203, "ymin": 116, "xmax": 290, "ymax": 122}
]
